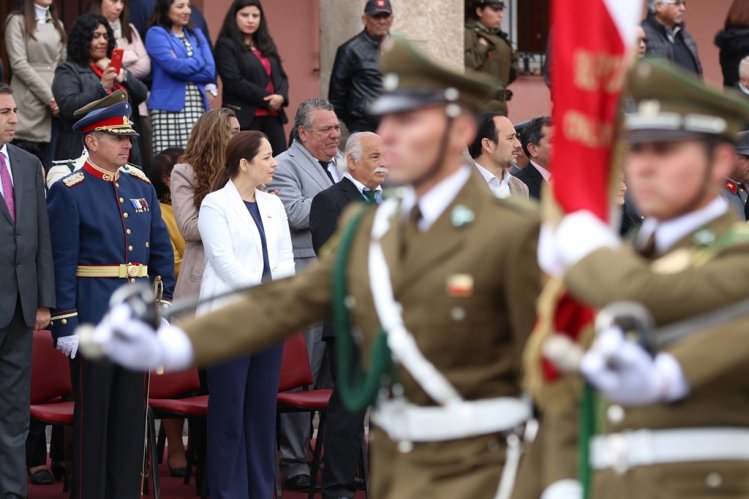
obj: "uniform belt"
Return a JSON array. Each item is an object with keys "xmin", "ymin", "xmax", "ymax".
[
  {"xmin": 372, "ymin": 396, "xmax": 530, "ymax": 442},
  {"xmin": 76, "ymin": 264, "xmax": 149, "ymax": 278},
  {"xmin": 591, "ymin": 427, "xmax": 749, "ymax": 473}
]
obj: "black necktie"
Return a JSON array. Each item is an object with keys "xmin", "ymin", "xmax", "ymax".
[{"xmin": 318, "ymin": 160, "xmax": 335, "ymax": 184}]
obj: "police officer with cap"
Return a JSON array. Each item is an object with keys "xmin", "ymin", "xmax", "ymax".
[
  {"xmin": 47, "ymin": 93, "xmax": 174, "ymax": 498},
  {"xmin": 87, "ymin": 35, "xmax": 541, "ymax": 499},
  {"xmin": 722, "ymin": 130, "xmax": 749, "ymax": 221},
  {"xmin": 465, "ymin": 0, "xmax": 518, "ymax": 116},
  {"xmin": 538, "ymin": 58, "xmax": 749, "ymax": 499}
]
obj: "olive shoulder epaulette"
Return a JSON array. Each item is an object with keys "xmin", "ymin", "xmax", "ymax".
[
  {"xmin": 492, "ymin": 193, "xmax": 539, "ymax": 216},
  {"xmin": 122, "ymin": 165, "xmax": 151, "ymax": 184},
  {"xmin": 62, "ymin": 171, "xmax": 85, "ymax": 188},
  {"xmin": 689, "ymin": 222, "xmax": 749, "ymax": 267}
]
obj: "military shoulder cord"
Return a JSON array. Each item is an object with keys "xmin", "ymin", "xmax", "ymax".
[{"xmin": 333, "ymin": 206, "xmax": 395, "ymax": 412}]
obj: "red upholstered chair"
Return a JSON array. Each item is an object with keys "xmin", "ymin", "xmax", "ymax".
[
  {"xmin": 147, "ymin": 368, "xmax": 208, "ymax": 499},
  {"xmin": 277, "ymin": 333, "xmax": 333, "ymax": 499},
  {"xmin": 29, "ymin": 330, "xmax": 74, "ymax": 492}
]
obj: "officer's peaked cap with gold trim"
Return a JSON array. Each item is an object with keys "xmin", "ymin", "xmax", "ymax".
[{"xmin": 72, "ymin": 96, "xmax": 138, "ymax": 137}]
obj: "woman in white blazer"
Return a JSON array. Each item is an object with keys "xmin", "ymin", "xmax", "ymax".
[{"xmin": 198, "ymin": 130, "xmax": 294, "ymax": 499}]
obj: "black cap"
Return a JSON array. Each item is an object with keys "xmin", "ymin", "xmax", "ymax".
[
  {"xmin": 364, "ymin": 0, "xmax": 392, "ymax": 15},
  {"xmin": 475, "ymin": 0, "xmax": 505, "ymax": 9}
]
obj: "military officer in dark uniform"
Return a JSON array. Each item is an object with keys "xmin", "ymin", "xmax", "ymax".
[
  {"xmin": 87, "ymin": 36, "xmax": 541, "ymax": 499},
  {"xmin": 47, "ymin": 94, "xmax": 174, "ymax": 499},
  {"xmin": 532, "ymin": 59, "xmax": 749, "ymax": 499},
  {"xmin": 465, "ymin": 0, "xmax": 519, "ymax": 115}
]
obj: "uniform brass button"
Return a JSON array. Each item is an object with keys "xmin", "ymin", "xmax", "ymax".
[
  {"xmin": 61, "ymin": 319, "xmax": 68, "ymax": 325},
  {"xmin": 706, "ymin": 473, "xmax": 722, "ymax": 488},
  {"xmin": 115, "ymin": 183, "xmax": 120, "ymax": 188},
  {"xmin": 126, "ymin": 229, "xmax": 132, "ymax": 235},
  {"xmin": 49, "ymin": 321, "xmax": 54, "ymax": 326},
  {"xmin": 607, "ymin": 405, "xmax": 625, "ymax": 425},
  {"xmin": 145, "ymin": 242, "xmax": 150, "ymax": 248},
  {"xmin": 130, "ymin": 278, "xmax": 136, "ymax": 283},
  {"xmin": 397, "ymin": 440, "xmax": 413, "ymax": 454},
  {"xmin": 123, "ymin": 212, "xmax": 129, "ymax": 218},
  {"xmin": 128, "ymin": 245, "xmax": 134, "ymax": 251},
  {"xmin": 119, "ymin": 197, "xmax": 124, "ymax": 203},
  {"xmin": 344, "ymin": 295, "xmax": 356, "ymax": 309},
  {"xmin": 450, "ymin": 306, "xmax": 466, "ymax": 321}
]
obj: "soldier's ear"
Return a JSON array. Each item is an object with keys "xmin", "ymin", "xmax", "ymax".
[
  {"xmin": 83, "ymin": 133, "xmax": 97, "ymax": 151},
  {"xmin": 710, "ymin": 142, "xmax": 737, "ymax": 184}
]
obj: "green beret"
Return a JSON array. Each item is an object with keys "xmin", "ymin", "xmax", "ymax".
[
  {"xmin": 626, "ymin": 58, "xmax": 749, "ymax": 143},
  {"xmin": 369, "ymin": 35, "xmax": 500, "ymax": 116}
]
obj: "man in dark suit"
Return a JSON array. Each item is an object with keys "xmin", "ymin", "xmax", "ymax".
[
  {"xmin": 515, "ymin": 116, "xmax": 553, "ymax": 200},
  {"xmin": 0, "ymin": 83, "xmax": 56, "ymax": 498},
  {"xmin": 310, "ymin": 131, "xmax": 385, "ymax": 499}
]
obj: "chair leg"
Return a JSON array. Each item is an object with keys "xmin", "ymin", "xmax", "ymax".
[
  {"xmin": 308, "ymin": 410, "xmax": 327, "ymax": 499},
  {"xmin": 156, "ymin": 421, "xmax": 167, "ymax": 465},
  {"xmin": 148, "ymin": 408, "xmax": 161, "ymax": 499},
  {"xmin": 360, "ymin": 429, "xmax": 370, "ymax": 499}
]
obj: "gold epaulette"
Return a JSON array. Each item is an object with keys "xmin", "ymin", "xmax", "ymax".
[
  {"xmin": 62, "ymin": 171, "xmax": 85, "ymax": 188},
  {"xmin": 122, "ymin": 165, "xmax": 151, "ymax": 184}
]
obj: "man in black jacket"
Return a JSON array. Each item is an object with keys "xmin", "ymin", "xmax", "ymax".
[
  {"xmin": 641, "ymin": 0, "xmax": 702, "ymax": 76},
  {"xmin": 328, "ymin": 0, "xmax": 394, "ymax": 133},
  {"xmin": 310, "ymin": 131, "xmax": 386, "ymax": 499}
]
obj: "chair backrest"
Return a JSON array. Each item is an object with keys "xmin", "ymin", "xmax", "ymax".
[
  {"xmin": 149, "ymin": 368, "xmax": 202, "ymax": 399},
  {"xmin": 31, "ymin": 330, "xmax": 72, "ymax": 404},
  {"xmin": 278, "ymin": 333, "xmax": 314, "ymax": 392}
]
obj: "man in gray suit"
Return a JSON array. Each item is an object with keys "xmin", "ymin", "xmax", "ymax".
[
  {"xmin": 0, "ymin": 83, "xmax": 55, "ymax": 498},
  {"xmin": 267, "ymin": 98, "xmax": 343, "ymax": 491}
]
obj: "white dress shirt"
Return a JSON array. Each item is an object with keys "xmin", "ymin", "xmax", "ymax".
[
  {"xmin": 400, "ymin": 165, "xmax": 472, "ymax": 232},
  {"xmin": 344, "ymin": 172, "xmax": 383, "ymax": 200},
  {"xmin": 636, "ymin": 196, "xmax": 728, "ymax": 254},
  {"xmin": 475, "ymin": 163, "xmax": 511, "ymax": 198},
  {"xmin": 0, "ymin": 145, "xmax": 14, "ymax": 202}
]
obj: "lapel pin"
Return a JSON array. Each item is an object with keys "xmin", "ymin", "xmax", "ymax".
[{"xmin": 451, "ymin": 205, "xmax": 475, "ymax": 228}]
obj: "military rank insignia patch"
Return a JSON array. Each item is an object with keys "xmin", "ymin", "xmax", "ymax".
[
  {"xmin": 130, "ymin": 198, "xmax": 150, "ymax": 213},
  {"xmin": 446, "ymin": 274, "xmax": 474, "ymax": 297},
  {"xmin": 62, "ymin": 171, "xmax": 85, "ymax": 188},
  {"xmin": 451, "ymin": 205, "xmax": 475, "ymax": 227}
]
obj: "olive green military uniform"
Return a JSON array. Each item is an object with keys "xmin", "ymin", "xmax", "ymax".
[
  {"xmin": 464, "ymin": 19, "xmax": 518, "ymax": 115},
  {"xmin": 566, "ymin": 212, "xmax": 749, "ymax": 498}
]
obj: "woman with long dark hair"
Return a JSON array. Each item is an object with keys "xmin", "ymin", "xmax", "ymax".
[
  {"xmin": 51, "ymin": 13, "xmax": 147, "ymax": 163},
  {"xmin": 146, "ymin": 0, "xmax": 216, "ymax": 153},
  {"xmin": 215, "ymin": 0, "xmax": 289, "ymax": 153},
  {"xmin": 715, "ymin": 0, "xmax": 749, "ymax": 88},
  {"xmin": 4, "ymin": 0, "xmax": 66, "ymax": 168},
  {"xmin": 199, "ymin": 130, "xmax": 293, "ymax": 498}
]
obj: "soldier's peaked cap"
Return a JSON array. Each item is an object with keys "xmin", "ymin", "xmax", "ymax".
[
  {"xmin": 368, "ymin": 35, "xmax": 499, "ymax": 116},
  {"xmin": 72, "ymin": 94, "xmax": 138, "ymax": 137},
  {"xmin": 626, "ymin": 58, "xmax": 749, "ymax": 143}
]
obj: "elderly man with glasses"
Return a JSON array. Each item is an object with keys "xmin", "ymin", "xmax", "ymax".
[{"xmin": 641, "ymin": 0, "xmax": 702, "ymax": 76}]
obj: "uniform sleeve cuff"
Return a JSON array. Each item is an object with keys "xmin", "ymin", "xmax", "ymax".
[
  {"xmin": 557, "ymin": 210, "xmax": 620, "ymax": 267},
  {"xmin": 655, "ymin": 353, "xmax": 690, "ymax": 402}
]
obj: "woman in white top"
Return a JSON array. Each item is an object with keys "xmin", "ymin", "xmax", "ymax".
[
  {"xmin": 199, "ymin": 130, "xmax": 294, "ymax": 498},
  {"xmin": 4, "ymin": 0, "xmax": 66, "ymax": 168}
]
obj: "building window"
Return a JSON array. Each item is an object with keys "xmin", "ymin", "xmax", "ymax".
[{"xmin": 503, "ymin": 0, "xmax": 550, "ymax": 76}]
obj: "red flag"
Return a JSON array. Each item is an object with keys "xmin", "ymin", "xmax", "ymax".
[{"xmin": 550, "ymin": 0, "xmax": 640, "ymax": 221}]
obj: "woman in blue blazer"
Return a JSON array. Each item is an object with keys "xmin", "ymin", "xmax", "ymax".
[
  {"xmin": 146, "ymin": 0, "xmax": 216, "ymax": 153},
  {"xmin": 198, "ymin": 131, "xmax": 294, "ymax": 498},
  {"xmin": 215, "ymin": 0, "xmax": 289, "ymax": 154}
]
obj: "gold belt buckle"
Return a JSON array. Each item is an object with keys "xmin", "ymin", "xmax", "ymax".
[{"xmin": 126, "ymin": 264, "xmax": 139, "ymax": 278}]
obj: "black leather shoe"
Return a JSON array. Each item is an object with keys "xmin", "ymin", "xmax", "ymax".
[
  {"xmin": 168, "ymin": 463, "xmax": 187, "ymax": 478},
  {"xmin": 51, "ymin": 461, "xmax": 65, "ymax": 482},
  {"xmin": 355, "ymin": 477, "xmax": 366, "ymax": 489},
  {"xmin": 284, "ymin": 474, "xmax": 312, "ymax": 491},
  {"xmin": 29, "ymin": 468, "xmax": 54, "ymax": 485}
]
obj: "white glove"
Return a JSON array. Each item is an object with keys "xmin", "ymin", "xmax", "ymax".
[
  {"xmin": 556, "ymin": 210, "xmax": 620, "ymax": 267},
  {"xmin": 56, "ymin": 336, "xmax": 79, "ymax": 359},
  {"xmin": 541, "ymin": 479, "xmax": 582, "ymax": 499},
  {"xmin": 580, "ymin": 327, "xmax": 689, "ymax": 405},
  {"xmin": 537, "ymin": 224, "xmax": 565, "ymax": 277},
  {"xmin": 92, "ymin": 304, "xmax": 194, "ymax": 372}
]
